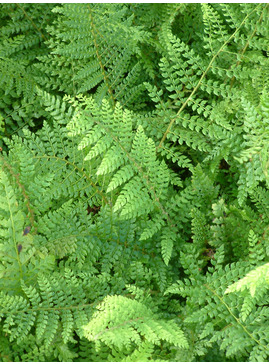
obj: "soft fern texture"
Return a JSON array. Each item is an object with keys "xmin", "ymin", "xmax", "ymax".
[{"xmin": 0, "ymin": 3, "xmax": 269, "ymax": 362}]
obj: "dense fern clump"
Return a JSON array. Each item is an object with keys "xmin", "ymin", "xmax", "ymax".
[{"xmin": 0, "ymin": 3, "xmax": 269, "ymax": 362}]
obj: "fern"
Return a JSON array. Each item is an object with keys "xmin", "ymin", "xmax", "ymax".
[
  {"xmin": 0, "ymin": 3, "xmax": 269, "ymax": 362},
  {"xmin": 0, "ymin": 273, "xmax": 93, "ymax": 360},
  {"xmin": 36, "ymin": 4, "xmax": 151, "ymax": 110},
  {"xmin": 66, "ymin": 96, "xmax": 181, "ymax": 267},
  {"xmin": 0, "ymin": 4, "xmax": 55, "ymax": 141},
  {"xmin": 83, "ymin": 295, "xmax": 188, "ymax": 359}
]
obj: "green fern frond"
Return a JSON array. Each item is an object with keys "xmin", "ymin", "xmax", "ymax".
[{"xmin": 83, "ymin": 295, "xmax": 188, "ymax": 355}]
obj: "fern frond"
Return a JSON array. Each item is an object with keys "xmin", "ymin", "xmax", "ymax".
[{"xmin": 83, "ymin": 295, "xmax": 188, "ymax": 355}]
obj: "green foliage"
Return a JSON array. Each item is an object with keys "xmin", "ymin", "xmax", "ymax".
[
  {"xmin": 0, "ymin": 4, "xmax": 55, "ymax": 140},
  {"xmin": 0, "ymin": 3, "xmax": 268, "ymax": 362},
  {"xmin": 83, "ymin": 295, "xmax": 188, "ymax": 361}
]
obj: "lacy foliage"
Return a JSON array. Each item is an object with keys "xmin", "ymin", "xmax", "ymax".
[{"xmin": 0, "ymin": 3, "xmax": 268, "ymax": 362}]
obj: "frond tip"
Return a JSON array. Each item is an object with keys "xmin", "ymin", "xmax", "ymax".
[{"xmin": 83, "ymin": 295, "xmax": 188, "ymax": 352}]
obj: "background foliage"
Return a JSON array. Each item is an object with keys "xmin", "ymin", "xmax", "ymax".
[{"xmin": 0, "ymin": 3, "xmax": 269, "ymax": 362}]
